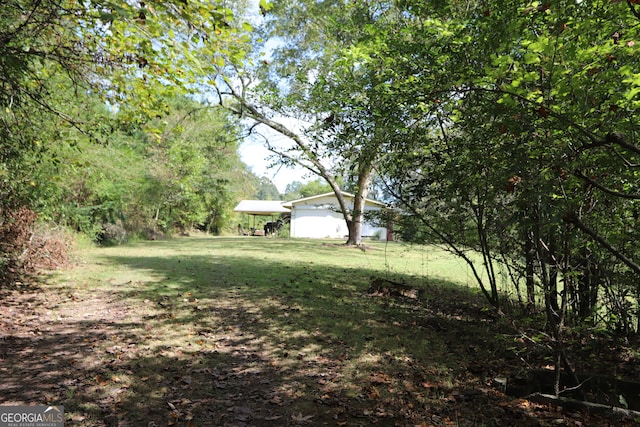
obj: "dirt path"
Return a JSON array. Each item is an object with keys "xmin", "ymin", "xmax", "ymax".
[
  {"xmin": 1, "ymin": 280, "xmax": 357, "ymax": 426},
  {"xmin": 1, "ymin": 282, "xmax": 138, "ymax": 416}
]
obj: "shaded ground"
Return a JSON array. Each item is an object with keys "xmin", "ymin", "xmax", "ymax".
[{"xmin": 1, "ymin": 239, "xmax": 639, "ymax": 426}]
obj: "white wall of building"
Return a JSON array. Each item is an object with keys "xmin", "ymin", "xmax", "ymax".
[{"xmin": 288, "ymin": 194, "xmax": 387, "ymax": 240}]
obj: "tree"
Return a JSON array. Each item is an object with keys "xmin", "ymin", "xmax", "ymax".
[
  {"xmin": 357, "ymin": 0, "xmax": 640, "ymax": 394},
  {"xmin": 282, "ymin": 178, "xmax": 338, "ymax": 200},
  {"xmin": 0, "ymin": 0, "xmax": 251, "ymax": 130},
  {"xmin": 140, "ymin": 97, "xmax": 249, "ymax": 234},
  {"xmin": 254, "ymin": 176, "xmax": 281, "ymax": 200},
  {"xmin": 214, "ymin": 0, "xmax": 405, "ymax": 245},
  {"xmin": 0, "ymin": 0, "xmax": 252, "ymax": 195},
  {"xmin": 283, "ymin": 181, "xmax": 304, "ymax": 201},
  {"xmin": 379, "ymin": 0, "xmax": 640, "ymax": 336}
]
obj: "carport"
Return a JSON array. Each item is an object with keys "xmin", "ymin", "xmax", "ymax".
[{"xmin": 233, "ymin": 200, "xmax": 290, "ymax": 236}]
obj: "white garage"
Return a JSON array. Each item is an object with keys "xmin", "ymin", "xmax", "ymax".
[{"xmin": 282, "ymin": 191, "xmax": 388, "ymax": 240}]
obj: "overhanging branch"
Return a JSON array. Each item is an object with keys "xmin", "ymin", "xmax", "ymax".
[
  {"xmin": 563, "ymin": 212, "xmax": 640, "ymax": 275},
  {"xmin": 247, "ymin": 125, "xmax": 321, "ymax": 177},
  {"xmin": 574, "ymin": 170, "xmax": 640, "ymax": 200}
]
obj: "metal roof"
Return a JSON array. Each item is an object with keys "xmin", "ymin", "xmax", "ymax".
[
  {"xmin": 233, "ymin": 200, "xmax": 290, "ymax": 215},
  {"xmin": 281, "ymin": 191, "xmax": 386, "ymax": 208}
]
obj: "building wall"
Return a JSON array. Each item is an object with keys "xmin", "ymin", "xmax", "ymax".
[{"xmin": 289, "ymin": 196, "xmax": 387, "ymax": 240}]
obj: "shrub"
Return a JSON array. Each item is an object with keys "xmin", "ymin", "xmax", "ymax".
[
  {"xmin": 0, "ymin": 207, "xmax": 38, "ymax": 281},
  {"xmin": 0, "ymin": 208, "xmax": 71, "ymax": 282},
  {"xmin": 97, "ymin": 222, "xmax": 128, "ymax": 246}
]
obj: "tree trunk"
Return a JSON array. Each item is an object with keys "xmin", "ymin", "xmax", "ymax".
[
  {"xmin": 345, "ymin": 196, "xmax": 365, "ymax": 246},
  {"xmin": 472, "ymin": 200, "xmax": 500, "ymax": 308},
  {"xmin": 344, "ymin": 167, "xmax": 373, "ymax": 246},
  {"xmin": 525, "ymin": 232, "xmax": 536, "ymax": 310},
  {"xmin": 221, "ymin": 85, "xmax": 378, "ymax": 247}
]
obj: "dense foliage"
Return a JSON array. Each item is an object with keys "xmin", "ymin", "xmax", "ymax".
[
  {"xmin": 375, "ymin": 0, "xmax": 640, "ymax": 338},
  {"xmin": 33, "ymin": 95, "xmax": 252, "ymax": 241},
  {"xmin": 0, "ymin": 0, "xmax": 259, "ymax": 275}
]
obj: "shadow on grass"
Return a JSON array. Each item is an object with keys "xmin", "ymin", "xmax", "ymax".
[
  {"xmin": 2, "ymin": 237, "xmax": 543, "ymax": 426},
  {"xmin": 0, "ymin": 321, "xmax": 143, "ymax": 420}
]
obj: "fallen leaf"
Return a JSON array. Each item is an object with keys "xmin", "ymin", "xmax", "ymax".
[
  {"xmin": 370, "ymin": 372, "xmax": 391, "ymax": 384},
  {"xmin": 269, "ymin": 396, "xmax": 283, "ymax": 405},
  {"xmin": 291, "ymin": 412, "xmax": 314, "ymax": 424},
  {"xmin": 367, "ymin": 387, "xmax": 381, "ymax": 399},
  {"xmin": 95, "ymin": 375, "xmax": 108, "ymax": 386}
]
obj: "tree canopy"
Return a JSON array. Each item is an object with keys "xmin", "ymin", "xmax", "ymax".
[
  {"xmin": 376, "ymin": 0, "xmax": 640, "ymax": 336},
  {"xmin": 0, "ymin": 0, "xmax": 258, "ymax": 273}
]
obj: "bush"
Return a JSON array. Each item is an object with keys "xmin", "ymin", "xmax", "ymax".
[
  {"xmin": 141, "ymin": 227, "xmax": 166, "ymax": 241},
  {"xmin": 97, "ymin": 222, "xmax": 128, "ymax": 246},
  {"xmin": 0, "ymin": 208, "xmax": 71, "ymax": 282}
]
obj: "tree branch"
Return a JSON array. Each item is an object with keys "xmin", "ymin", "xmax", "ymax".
[
  {"xmin": 573, "ymin": 170, "xmax": 640, "ymax": 200},
  {"xmin": 580, "ymin": 132, "xmax": 640, "ymax": 156},
  {"xmin": 379, "ymin": 175, "xmax": 503, "ymax": 311},
  {"xmin": 627, "ymin": 0, "xmax": 640, "ymax": 20},
  {"xmin": 247, "ymin": 125, "xmax": 321, "ymax": 176},
  {"xmin": 217, "ymin": 75, "xmax": 358, "ymax": 234},
  {"xmin": 563, "ymin": 212, "xmax": 640, "ymax": 275},
  {"xmin": 611, "ymin": 147, "xmax": 640, "ymax": 168}
]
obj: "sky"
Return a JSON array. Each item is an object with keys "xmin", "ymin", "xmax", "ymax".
[
  {"xmin": 238, "ymin": 126, "xmax": 311, "ymax": 193},
  {"xmin": 236, "ymin": 0, "xmax": 313, "ymax": 193}
]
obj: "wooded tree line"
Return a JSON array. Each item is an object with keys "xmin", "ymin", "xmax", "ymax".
[
  {"xmin": 2, "ymin": 0, "xmax": 640, "ymax": 344},
  {"xmin": 0, "ymin": 0, "xmax": 265, "ymax": 275}
]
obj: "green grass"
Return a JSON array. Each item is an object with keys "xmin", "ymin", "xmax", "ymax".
[
  {"xmin": 39, "ymin": 235, "xmax": 521, "ymax": 425},
  {"xmin": 79, "ymin": 235, "xmax": 474, "ymax": 280},
  {"xmin": 4, "ymin": 234, "xmax": 632, "ymax": 426}
]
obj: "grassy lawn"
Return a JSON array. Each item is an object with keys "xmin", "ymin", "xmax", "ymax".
[{"xmin": 1, "ymin": 234, "xmax": 630, "ymax": 426}]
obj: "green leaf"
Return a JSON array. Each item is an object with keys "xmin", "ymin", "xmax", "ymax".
[
  {"xmin": 259, "ymin": 0, "xmax": 273, "ymax": 13},
  {"xmin": 624, "ymin": 86, "xmax": 640, "ymax": 101},
  {"xmin": 528, "ymin": 41, "xmax": 546, "ymax": 53},
  {"xmin": 523, "ymin": 53, "xmax": 540, "ymax": 65}
]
